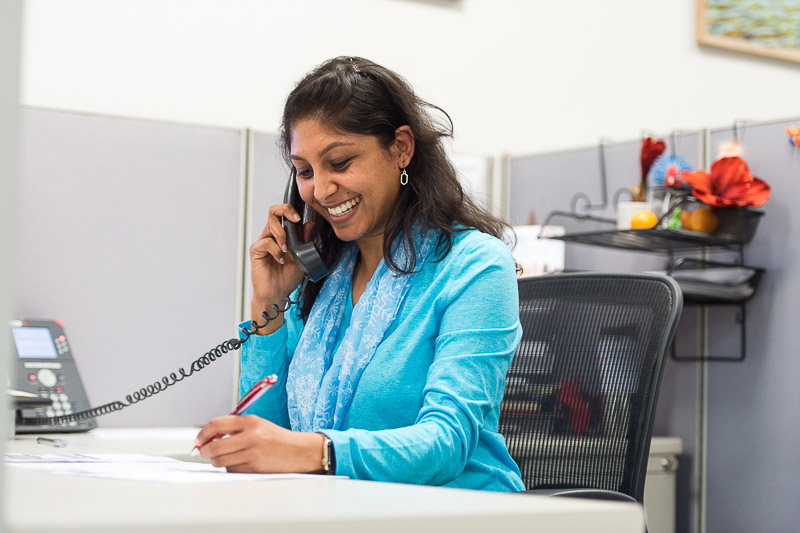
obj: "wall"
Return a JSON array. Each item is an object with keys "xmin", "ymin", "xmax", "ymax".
[
  {"xmin": 15, "ymin": 109, "xmax": 244, "ymax": 428},
  {"xmin": 20, "ymin": 0, "xmax": 800, "ymax": 157},
  {"xmin": 1, "ymin": 1, "xmax": 22, "ymax": 531},
  {"xmin": 704, "ymin": 121, "xmax": 800, "ymax": 533}
]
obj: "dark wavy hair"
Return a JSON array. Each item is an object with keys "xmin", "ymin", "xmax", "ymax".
[{"xmin": 279, "ymin": 56, "xmax": 512, "ymax": 318}]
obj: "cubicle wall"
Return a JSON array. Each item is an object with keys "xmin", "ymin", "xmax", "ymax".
[
  {"xmin": 702, "ymin": 119, "xmax": 800, "ymax": 533},
  {"xmin": 508, "ymin": 120, "xmax": 800, "ymax": 533},
  {"xmin": 16, "ymin": 108, "xmax": 244, "ymax": 427},
  {"xmin": 240, "ymin": 131, "xmax": 289, "ymax": 336}
]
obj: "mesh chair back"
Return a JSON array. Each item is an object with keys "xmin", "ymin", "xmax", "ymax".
[{"xmin": 500, "ymin": 273, "xmax": 682, "ymax": 502}]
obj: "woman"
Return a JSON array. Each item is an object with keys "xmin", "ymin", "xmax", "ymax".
[{"xmin": 195, "ymin": 57, "xmax": 524, "ymax": 492}]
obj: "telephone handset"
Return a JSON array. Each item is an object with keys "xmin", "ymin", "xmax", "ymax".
[{"xmin": 282, "ymin": 168, "xmax": 329, "ymax": 283}]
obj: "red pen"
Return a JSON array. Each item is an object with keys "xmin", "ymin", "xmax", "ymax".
[{"xmin": 190, "ymin": 374, "xmax": 278, "ymax": 456}]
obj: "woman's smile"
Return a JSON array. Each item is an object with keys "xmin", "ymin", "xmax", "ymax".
[{"xmin": 325, "ymin": 195, "xmax": 362, "ymax": 219}]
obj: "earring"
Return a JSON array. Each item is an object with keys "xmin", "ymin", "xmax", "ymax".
[{"xmin": 400, "ymin": 168, "xmax": 409, "ymax": 186}]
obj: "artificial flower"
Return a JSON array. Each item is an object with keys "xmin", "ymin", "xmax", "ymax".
[
  {"xmin": 680, "ymin": 156, "xmax": 770, "ymax": 208},
  {"xmin": 641, "ymin": 137, "xmax": 666, "ymax": 180},
  {"xmin": 648, "ymin": 153, "xmax": 693, "ymax": 188},
  {"xmin": 633, "ymin": 137, "xmax": 666, "ymax": 200}
]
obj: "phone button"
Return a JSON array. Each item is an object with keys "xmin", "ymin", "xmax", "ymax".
[
  {"xmin": 24, "ymin": 362, "xmax": 62, "ymax": 370},
  {"xmin": 37, "ymin": 369, "xmax": 57, "ymax": 388}
]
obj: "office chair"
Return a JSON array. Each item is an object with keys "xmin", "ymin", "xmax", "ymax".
[{"xmin": 500, "ymin": 272, "xmax": 682, "ymax": 504}]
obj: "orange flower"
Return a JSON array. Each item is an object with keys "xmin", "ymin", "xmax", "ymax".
[{"xmin": 680, "ymin": 156, "xmax": 771, "ymax": 208}]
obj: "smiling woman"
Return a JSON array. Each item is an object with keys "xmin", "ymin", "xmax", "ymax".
[
  {"xmin": 279, "ymin": 57, "xmax": 512, "ymax": 318},
  {"xmin": 194, "ymin": 57, "xmax": 525, "ymax": 492},
  {"xmin": 288, "ymin": 118, "xmax": 410, "ymax": 284}
]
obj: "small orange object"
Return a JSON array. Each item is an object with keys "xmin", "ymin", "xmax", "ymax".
[
  {"xmin": 680, "ymin": 210, "xmax": 692, "ymax": 230},
  {"xmin": 630, "ymin": 210, "xmax": 658, "ymax": 229},
  {"xmin": 689, "ymin": 207, "xmax": 718, "ymax": 234}
]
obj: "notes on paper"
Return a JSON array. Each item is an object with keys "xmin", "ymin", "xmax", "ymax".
[{"xmin": 5, "ymin": 453, "xmax": 322, "ymax": 483}]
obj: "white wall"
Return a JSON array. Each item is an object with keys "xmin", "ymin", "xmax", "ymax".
[
  {"xmin": 21, "ymin": 0, "xmax": 799, "ymax": 158},
  {"xmin": 2, "ymin": 1, "xmax": 22, "ymax": 530}
]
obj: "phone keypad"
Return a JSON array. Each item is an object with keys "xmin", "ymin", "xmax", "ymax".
[
  {"xmin": 40, "ymin": 391, "xmax": 76, "ymax": 426},
  {"xmin": 55, "ymin": 335, "xmax": 69, "ymax": 355}
]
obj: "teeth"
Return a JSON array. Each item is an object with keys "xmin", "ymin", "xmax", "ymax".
[{"xmin": 328, "ymin": 196, "xmax": 361, "ymax": 217}]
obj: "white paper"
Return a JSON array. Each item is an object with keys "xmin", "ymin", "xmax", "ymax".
[
  {"xmin": 89, "ymin": 427, "xmax": 200, "ymax": 441},
  {"xmin": 5, "ymin": 453, "xmax": 326, "ymax": 483},
  {"xmin": 509, "ymin": 225, "xmax": 566, "ymax": 277},
  {"xmin": 5, "ymin": 453, "xmax": 177, "ymax": 463}
]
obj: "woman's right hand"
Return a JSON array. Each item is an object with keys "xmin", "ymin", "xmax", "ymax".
[{"xmin": 249, "ymin": 203, "xmax": 310, "ymax": 333}]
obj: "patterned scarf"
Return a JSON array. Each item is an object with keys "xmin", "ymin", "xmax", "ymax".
[{"xmin": 286, "ymin": 225, "xmax": 437, "ymax": 432}]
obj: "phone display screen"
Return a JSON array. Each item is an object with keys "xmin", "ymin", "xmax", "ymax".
[{"xmin": 12, "ymin": 327, "xmax": 58, "ymax": 359}]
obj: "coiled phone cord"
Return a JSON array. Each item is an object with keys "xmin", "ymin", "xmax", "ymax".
[{"xmin": 18, "ymin": 292, "xmax": 300, "ymax": 427}]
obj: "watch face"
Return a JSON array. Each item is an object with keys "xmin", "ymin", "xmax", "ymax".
[{"xmin": 325, "ymin": 438, "xmax": 335, "ymax": 474}]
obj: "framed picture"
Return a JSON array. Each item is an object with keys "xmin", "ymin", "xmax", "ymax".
[{"xmin": 697, "ymin": 0, "xmax": 800, "ymax": 64}]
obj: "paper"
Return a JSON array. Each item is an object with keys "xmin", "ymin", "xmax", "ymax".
[
  {"xmin": 5, "ymin": 453, "xmax": 324, "ymax": 483},
  {"xmin": 89, "ymin": 427, "xmax": 200, "ymax": 441},
  {"xmin": 5, "ymin": 453, "xmax": 176, "ymax": 463},
  {"xmin": 510, "ymin": 225, "xmax": 566, "ymax": 277}
]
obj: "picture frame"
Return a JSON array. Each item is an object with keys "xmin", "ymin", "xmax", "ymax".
[{"xmin": 696, "ymin": 0, "xmax": 800, "ymax": 64}]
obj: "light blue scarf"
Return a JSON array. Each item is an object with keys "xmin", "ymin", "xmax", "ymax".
[{"xmin": 286, "ymin": 226, "xmax": 438, "ymax": 432}]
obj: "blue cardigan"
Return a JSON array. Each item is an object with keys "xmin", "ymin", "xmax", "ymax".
[{"xmin": 238, "ymin": 229, "xmax": 524, "ymax": 492}]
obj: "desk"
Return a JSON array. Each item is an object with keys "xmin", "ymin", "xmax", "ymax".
[{"xmin": 4, "ymin": 429, "xmax": 645, "ymax": 533}]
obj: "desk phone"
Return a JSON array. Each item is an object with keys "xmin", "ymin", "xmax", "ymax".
[{"xmin": 10, "ymin": 319, "xmax": 96, "ymax": 433}]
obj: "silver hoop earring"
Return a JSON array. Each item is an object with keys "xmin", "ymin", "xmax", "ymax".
[{"xmin": 400, "ymin": 168, "xmax": 409, "ymax": 186}]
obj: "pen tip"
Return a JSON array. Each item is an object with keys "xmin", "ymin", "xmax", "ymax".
[{"xmin": 190, "ymin": 447, "xmax": 199, "ymax": 457}]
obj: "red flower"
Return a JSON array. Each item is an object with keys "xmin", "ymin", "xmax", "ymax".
[
  {"xmin": 641, "ymin": 137, "xmax": 666, "ymax": 180},
  {"xmin": 680, "ymin": 156, "xmax": 771, "ymax": 208}
]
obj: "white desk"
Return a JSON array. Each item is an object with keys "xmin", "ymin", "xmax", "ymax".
[{"xmin": 4, "ymin": 428, "xmax": 645, "ymax": 533}]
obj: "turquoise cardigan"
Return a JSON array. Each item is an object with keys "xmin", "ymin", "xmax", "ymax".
[{"xmin": 238, "ymin": 229, "xmax": 524, "ymax": 492}]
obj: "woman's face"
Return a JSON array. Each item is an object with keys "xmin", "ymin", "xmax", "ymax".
[{"xmin": 290, "ymin": 119, "xmax": 412, "ymax": 249}]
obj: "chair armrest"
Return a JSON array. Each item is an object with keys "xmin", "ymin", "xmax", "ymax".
[{"xmin": 520, "ymin": 488, "xmax": 638, "ymax": 503}]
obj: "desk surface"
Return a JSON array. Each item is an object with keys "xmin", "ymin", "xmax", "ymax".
[{"xmin": 4, "ymin": 428, "xmax": 645, "ymax": 533}]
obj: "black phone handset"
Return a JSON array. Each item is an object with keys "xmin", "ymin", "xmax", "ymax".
[{"xmin": 282, "ymin": 168, "xmax": 329, "ymax": 283}]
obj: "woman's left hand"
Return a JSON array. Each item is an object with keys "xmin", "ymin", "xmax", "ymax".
[{"xmin": 194, "ymin": 415, "xmax": 325, "ymax": 473}]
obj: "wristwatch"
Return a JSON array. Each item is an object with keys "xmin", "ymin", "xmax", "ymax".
[{"xmin": 320, "ymin": 434, "xmax": 336, "ymax": 475}]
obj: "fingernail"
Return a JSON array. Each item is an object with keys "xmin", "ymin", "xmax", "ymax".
[
  {"xmin": 281, "ymin": 244, "xmax": 287, "ymax": 252},
  {"xmin": 279, "ymin": 257, "xmax": 285, "ymax": 264},
  {"xmin": 293, "ymin": 213, "xmax": 301, "ymax": 221}
]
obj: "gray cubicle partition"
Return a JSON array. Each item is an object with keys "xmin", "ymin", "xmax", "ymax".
[
  {"xmin": 703, "ymin": 118, "xmax": 800, "ymax": 533},
  {"xmin": 509, "ymin": 133, "xmax": 705, "ymax": 533},
  {"xmin": 16, "ymin": 108, "xmax": 245, "ymax": 427},
  {"xmin": 241, "ymin": 131, "xmax": 288, "ymax": 324}
]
